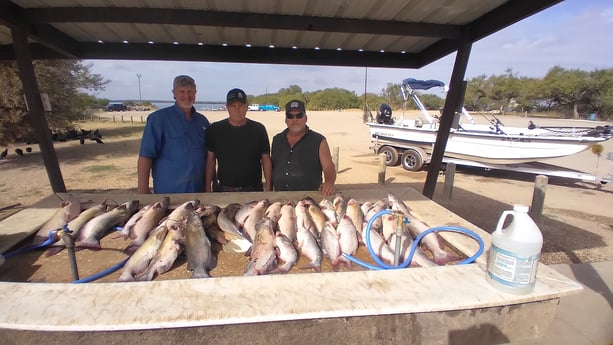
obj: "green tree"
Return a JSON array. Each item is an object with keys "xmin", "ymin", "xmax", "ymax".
[
  {"xmin": 0, "ymin": 60, "xmax": 107, "ymax": 145},
  {"xmin": 541, "ymin": 66, "xmax": 591, "ymax": 118}
]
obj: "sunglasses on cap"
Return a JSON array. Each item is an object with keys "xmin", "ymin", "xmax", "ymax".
[{"xmin": 286, "ymin": 112, "xmax": 305, "ymax": 119}]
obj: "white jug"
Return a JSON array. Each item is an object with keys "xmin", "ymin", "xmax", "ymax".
[{"xmin": 486, "ymin": 204, "xmax": 543, "ymax": 294}]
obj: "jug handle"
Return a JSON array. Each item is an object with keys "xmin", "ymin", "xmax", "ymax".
[{"xmin": 495, "ymin": 210, "xmax": 513, "ymax": 232}]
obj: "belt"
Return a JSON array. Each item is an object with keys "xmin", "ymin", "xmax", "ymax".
[{"xmin": 216, "ymin": 184, "xmax": 262, "ymax": 192}]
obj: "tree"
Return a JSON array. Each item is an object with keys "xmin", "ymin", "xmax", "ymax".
[
  {"xmin": 0, "ymin": 60, "xmax": 107, "ymax": 145},
  {"xmin": 541, "ymin": 66, "xmax": 591, "ymax": 118}
]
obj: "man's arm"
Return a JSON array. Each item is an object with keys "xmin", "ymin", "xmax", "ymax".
[
  {"xmin": 318, "ymin": 139, "xmax": 336, "ymax": 196},
  {"xmin": 204, "ymin": 151, "xmax": 216, "ymax": 192},
  {"xmin": 261, "ymin": 153, "xmax": 273, "ymax": 192},
  {"xmin": 137, "ymin": 156, "xmax": 153, "ymax": 194}
]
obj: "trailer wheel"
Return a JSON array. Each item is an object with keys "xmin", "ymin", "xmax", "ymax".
[
  {"xmin": 379, "ymin": 146, "xmax": 399, "ymax": 166},
  {"xmin": 401, "ymin": 149, "xmax": 424, "ymax": 171}
]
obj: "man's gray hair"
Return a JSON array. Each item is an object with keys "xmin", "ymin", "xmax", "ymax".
[{"xmin": 173, "ymin": 75, "xmax": 196, "ymax": 89}]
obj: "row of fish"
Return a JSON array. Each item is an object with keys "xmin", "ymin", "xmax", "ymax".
[
  {"xmin": 31, "ymin": 192, "xmax": 461, "ymax": 281},
  {"xmin": 215, "ymin": 192, "xmax": 462, "ymax": 275}
]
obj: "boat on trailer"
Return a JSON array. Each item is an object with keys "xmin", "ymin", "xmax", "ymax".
[{"xmin": 366, "ymin": 78, "xmax": 612, "ymax": 172}]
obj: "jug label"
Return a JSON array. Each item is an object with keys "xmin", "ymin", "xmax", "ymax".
[{"xmin": 487, "ymin": 244, "xmax": 540, "ymax": 287}]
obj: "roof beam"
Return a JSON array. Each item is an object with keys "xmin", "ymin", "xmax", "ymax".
[
  {"xmin": 26, "ymin": 7, "xmax": 461, "ymax": 39},
  {"xmin": 0, "ymin": 2, "xmax": 79, "ymax": 58},
  {"xmin": 43, "ymin": 42, "xmax": 421, "ymax": 68}
]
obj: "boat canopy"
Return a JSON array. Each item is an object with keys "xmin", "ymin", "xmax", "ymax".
[{"xmin": 402, "ymin": 78, "xmax": 445, "ymax": 90}]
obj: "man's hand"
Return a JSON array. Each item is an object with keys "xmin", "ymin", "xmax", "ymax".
[{"xmin": 319, "ymin": 182, "xmax": 335, "ymax": 196}]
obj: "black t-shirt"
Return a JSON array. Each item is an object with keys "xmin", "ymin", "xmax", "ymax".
[{"xmin": 206, "ymin": 118, "xmax": 270, "ymax": 187}]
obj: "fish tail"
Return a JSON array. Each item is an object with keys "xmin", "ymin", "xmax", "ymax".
[
  {"xmin": 191, "ymin": 270, "xmax": 211, "ymax": 279},
  {"xmin": 300, "ymin": 261, "xmax": 322, "ymax": 272},
  {"xmin": 434, "ymin": 250, "xmax": 463, "ymax": 265}
]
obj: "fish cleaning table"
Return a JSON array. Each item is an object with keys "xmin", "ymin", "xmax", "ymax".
[{"xmin": 0, "ymin": 187, "xmax": 582, "ymax": 345}]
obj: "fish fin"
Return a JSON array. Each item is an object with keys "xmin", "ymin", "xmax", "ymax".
[{"xmin": 123, "ymin": 243, "xmax": 140, "ymax": 255}]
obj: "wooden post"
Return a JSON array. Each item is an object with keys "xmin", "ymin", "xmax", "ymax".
[
  {"xmin": 333, "ymin": 147, "xmax": 340, "ymax": 172},
  {"xmin": 121, "ymin": 115, "xmax": 124, "ymax": 123},
  {"xmin": 131, "ymin": 116, "xmax": 134, "ymax": 124},
  {"xmin": 444, "ymin": 163, "xmax": 456, "ymax": 200},
  {"xmin": 141, "ymin": 115, "xmax": 144, "ymax": 123},
  {"xmin": 378, "ymin": 153, "xmax": 386, "ymax": 185},
  {"xmin": 530, "ymin": 175, "xmax": 548, "ymax": 221},
  {"xmin": 112, "ymin": 115, "xmax": 115, "ymax": 123}
]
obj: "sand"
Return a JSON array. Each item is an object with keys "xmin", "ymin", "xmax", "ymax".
[{"xmin": 0, "ymin": 109, "xmax": 612, "ymax": 265}]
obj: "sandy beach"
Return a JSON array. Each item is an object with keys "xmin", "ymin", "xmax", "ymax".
[{"xmin": 0, "ymin": 109, "xmax": 612, "ymax": 265}]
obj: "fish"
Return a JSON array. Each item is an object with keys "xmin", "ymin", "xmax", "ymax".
[
  {"xmin": 296, "ymin": 200, "xmax": 318, "ymax": 240},
  {"xmin": 387, "ymin": 230, "xmax": 437, "ymax": 268},
  {"xmin": 45, "ymin": 199, "xmax": 108, "ymax": 256},
  {"xmin": 76, "ymin": 200, "xmax": 139, "ymax": 250},
  {"xmin": 295, "ymin": 222, "xmax": 322, "ymax": 272},
  {"xmin": 244, "ymin": 217, "xmax": 278, "ymax": 276},
  {"xmin": 264, "ymin": 201, "xmax": 283, "ymax": 223},
  {"xmin": 307, "ymin": 204, "xmax": 327, "ymax": 236},
  {"xmin": 382, "ymin": 213, "xmax": 402, "ymax": 242},
  {"xmin": 242, "ymin": 199, "xmax": 270, "ymax": 243},
  {"xmin": 364, "ymin": 199, "xmax": 388, "ymax": 233},
  {"xmin": 272, "ymin": 232, "xmax": 298, "ymax": 273},
  {"xmin": 125, "ymin": 196, "xmax": 170, "ymax": 253},
  {"xmin": 332, "ymin": 192, "xmax": 348, "ymax": 220},
  {"xmin": 337, "ymin": 215, "xmax": 359, "ymax": 256},
  {"xmin": 235, "ymin": 200, "xmax": 258, "ymax": 229},
  {"xmin": 360, "ymin": 201, "xmax": 374, "ymax": 219},
  {"xmin": 277, "ymin": 202, "xmax": 297, "ymax": 243},
  {"xmin": 117, "ymin": 204, "xmax": 151, "ymax": 239},
  {"xmin": 387, "ymin": 192, "xmax": 412, "ymax": 215},
  {"xmin": 185, "ymin": 210, "xmax": 216, "ymax": 278},
  {"xmin": 405, "ymin": 216, "xmax": 463, "ymax": 265},
  {"xmin": 137, "ymin": 221, "xmax": 185, "ymax": 281},
  {"xmin": 363, "ymin": 227, "xmax": 396, "ymax": 265},
  {"xmin": 33, "ymin": 195, "xmax": 81, "ymax": 244},
  {"xmin": 345, "ymin": 198, "xmax": 364, "ymax": 241},
  {"xmin": 217, "ymin": 203, "xmax": 246, "ymax": 238},
  {"xmin": 196, "ymin": 204, "xmax": 221, "ymax": 230},
  {"xmin": 165, "ymin": 199, "xmax": 199, "ymax": 226},
  {"xmin": 319, "ymin": 200, "xmax": 338, "ymax": 226},
  {"xmin": 117, "ymin": 225, "xmax": 168, "ymax": 282},
  {"xmin": 320, "ymin": 222, "xmax": 349, "ymax": 271}
]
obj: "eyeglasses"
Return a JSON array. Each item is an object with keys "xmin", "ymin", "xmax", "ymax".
[{"xmin": 286, "ymin": 113, "xmax": 305, "ymax": 119}]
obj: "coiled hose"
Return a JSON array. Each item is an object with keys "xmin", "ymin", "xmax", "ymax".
[{"xmin": 343, "ymin": 209, "xmax": 485, "ymax": 270}]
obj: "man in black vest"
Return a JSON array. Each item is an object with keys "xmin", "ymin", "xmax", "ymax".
[{"xmin": 271, "ymin": 100, "xmax": 336, "ymax": 196}]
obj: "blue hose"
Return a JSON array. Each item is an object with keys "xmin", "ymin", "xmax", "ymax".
[
  {"xmin": 1, "ymin": 230, "xmax": 58, "ymax": 260},
  {"xmin": 72, "ymin": 257, "xmax": 129, "ymax": 283},
  {"xmin": 343, "ymin": 209, "xmax": 485, "ymax": 270}
]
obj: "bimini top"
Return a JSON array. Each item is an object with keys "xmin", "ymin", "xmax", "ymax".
[{"xmin": 402, "ymin": 78, "xmax": 446, "ymax": 90}]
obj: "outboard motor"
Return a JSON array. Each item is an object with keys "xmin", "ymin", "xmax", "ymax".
[{"xmin": 376, "ymin": 103, "xmax": 393, "ymax": 124}]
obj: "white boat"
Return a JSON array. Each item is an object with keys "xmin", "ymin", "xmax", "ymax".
[{"xmin": 366, "ymin": 78, "xmax": 612, "ymax": 171}]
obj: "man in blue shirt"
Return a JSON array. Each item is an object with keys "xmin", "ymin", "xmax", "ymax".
[{"xmin": 137, "ymin": 75, "xmax": 210, "ymax": 194}]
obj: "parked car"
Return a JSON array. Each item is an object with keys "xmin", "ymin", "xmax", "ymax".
[
  {"xmin": 258, "ymin": 104, "xmax": 280, "ymax": 111},
  {"xmin": 105, "ymin": 103, "xmax": 128, "ymax": 112},
  {"xmin": 248, "ymin": 104, "xmax": 260, "ymax": 111}
]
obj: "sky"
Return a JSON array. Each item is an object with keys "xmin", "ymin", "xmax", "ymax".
[{"xmin": 86, "ymin": 0, "xmax": 613, "ymax": 103}]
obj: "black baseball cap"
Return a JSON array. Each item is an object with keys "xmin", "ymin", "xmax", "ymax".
[
  {"xmin": 226, "ymin": 88, "xmax": 247, "ymax": 104},
  {"xmin": 285, "ymin": 100, "xmax": 306, "ymax": 115}
]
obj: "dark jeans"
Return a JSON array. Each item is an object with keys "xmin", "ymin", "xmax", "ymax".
[{"xmin": 214, "ymin": 184, "xmax": 263, "ymax": 192}]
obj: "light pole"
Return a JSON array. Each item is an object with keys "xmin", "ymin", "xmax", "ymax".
[{"xmin": 136, "ymin": 74, "xmax": 142, "ymax": 102}]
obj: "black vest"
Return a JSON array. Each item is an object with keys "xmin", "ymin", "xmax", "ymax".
[{"xmin": 271, "ymin": 128, "xmax": 324, "ymax": 191}]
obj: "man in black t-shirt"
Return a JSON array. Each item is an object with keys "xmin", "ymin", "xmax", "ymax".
[{"xmin": 204, "ymin": 88, "xmax": 272, "ymax": 192}]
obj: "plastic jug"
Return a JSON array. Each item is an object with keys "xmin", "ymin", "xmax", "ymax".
[{"xmin": 486, "ymin": 204, "xmax": 543, "ymax": 294}]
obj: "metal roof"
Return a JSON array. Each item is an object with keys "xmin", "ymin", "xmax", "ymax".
[{"xmin": 0, "ymin": 0, "xmax": 561, "ymax": 68}]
